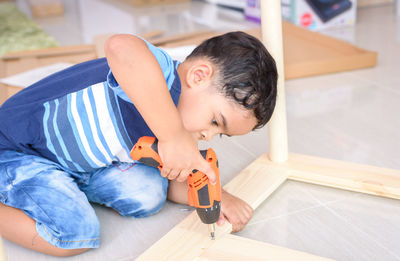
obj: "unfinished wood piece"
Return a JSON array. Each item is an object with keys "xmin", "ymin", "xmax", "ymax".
[
  {"xmin": 0, "ymin": 45, "xmax": 96, "ymax": 77},
  {"xmin": 0, "ymin": 24, "xmax": 378, "ymax": 104},
  {"xmin": 195, "ymin": 234, "xmax": 334, "ymax": 261},
  {"xmin": 124, "ymin": 0, "xmax": 189, "ymax": 7},
  {"xmin": 28, "ymin": 0, "xmax": 64, "ymax": 18},
  {"xmin": 260, "ymin": 0, "xmax": 288, "ymax": 163},
  {"xmin": 94, "ymin": 30, "xmax": 164, "ymax": 58},
  {"xmin": 136, "ymin": 152, "xmax": 400, "ymax": 260},
  {"xmin": 286, "ymin": 153, "xmax": 400, "ymax": 199},
  {"xmin": 0, "ymin": 45, "xmax": 96, "ymax": 105},
  {"xmin": 281, "ymin": 22, "xmax": 377, "ymax": 79},
  {"xmin": 135, "ymin": 154, "xmax": 289, "ymax": 261},
  {"xmin": 93, "ymin": 34, "xmax": 113, "ymax": 58},
  {"xmin": 0, "ymin": 236, "xmax": 5, "ymax": 261},
  {"xmin": 358, "ymin": 0, "xmax": 393, "ymax": 7},
  {"xmin": 156, "ymin": 23, "xmax": 377, "ymax": 80},
  {"xmin": 150, "ymin": 30, "xmax": 215, "ymax": 46}
]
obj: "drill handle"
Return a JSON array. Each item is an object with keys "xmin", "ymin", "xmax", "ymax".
[
  {"xmin": 130, "ymin": 136, "xmax": 222, "ymax": 209},
  {"xmin": 131, "ymin": 136, "xmax": 209, "ymax": 171},
  {"xmin": 131, "ymin": 136, "xmax": 162, "ymax": 170}
]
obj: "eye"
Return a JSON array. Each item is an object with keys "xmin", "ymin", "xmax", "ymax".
[{"xmin": 212, "ymin": 119, "xmax": 219, "ymax": 127}]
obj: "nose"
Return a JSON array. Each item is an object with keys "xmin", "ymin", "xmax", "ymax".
[{"xmin": 200, "ymin": 131, "xmax": 217, "ymax": 141}]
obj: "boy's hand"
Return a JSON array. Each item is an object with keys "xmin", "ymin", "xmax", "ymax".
[
  {"xmin": 157, "ymin": 130, "xmax": 217, "ymax": 184},
  {"xmin": 217, "ymin": 190, "xmax": 253, "ymax": 232}
]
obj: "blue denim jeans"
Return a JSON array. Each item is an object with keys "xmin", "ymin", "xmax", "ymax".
[{"xmin": 0, "ymin": 150, "xmax": 168, "ymax": 249}]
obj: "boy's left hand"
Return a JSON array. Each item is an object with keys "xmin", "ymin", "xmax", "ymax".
[{"xmin": 217, "ymin": 190, "xmax": 253, "ymax": 233}]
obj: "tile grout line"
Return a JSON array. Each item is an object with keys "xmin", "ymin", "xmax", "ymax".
[
  {"xmin": 246, "ymin": 203, "xmax": 326, "ymax": 227},
  {"xmin": 322, "ymin": 204, "xmax": 400, "ymax": 261},
  {"xmin": 246, "ymin": 182, "xmax": 329, "ymax": 226},
  {"xmin": 292, "ymin": 185, "xmax": 400, "ymax": 260}
]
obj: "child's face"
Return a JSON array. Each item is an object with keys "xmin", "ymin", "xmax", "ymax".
[{"xmin": 177, "ymin": 60, "xmax": 257, "ymax": 141}]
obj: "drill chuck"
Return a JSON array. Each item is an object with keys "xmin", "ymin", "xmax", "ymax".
[{"xmin": 196, "ymin": 200, "xmax": 221, "ymax": 224}]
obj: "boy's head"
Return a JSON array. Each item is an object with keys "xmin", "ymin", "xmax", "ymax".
[{"xmin": 177, "ymin": 31, "xmax": 277, "ymax": 141}]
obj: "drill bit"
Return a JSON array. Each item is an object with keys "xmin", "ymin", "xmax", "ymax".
[{"xmin": 208, "ymin": 224, "xmax": 216, "ymax": 240}]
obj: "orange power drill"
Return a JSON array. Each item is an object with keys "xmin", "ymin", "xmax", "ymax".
[{"xmin": 130, "ymin": 136, "xmax": 221, "ymax": 239}]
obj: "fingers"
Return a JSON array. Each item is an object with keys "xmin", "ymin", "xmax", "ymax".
[
  {"xmin": 162, "ymin": 168, "xmax": 192, "ymax": 182},
  {"xmin": 231, "ymin": 207, "xmax": 253, "ymax": 232},
  {"xmin": 160, "ymin": 167, "xmax": 169, "ymax": 178},
  {"xmin": 222, "ymin": 204, "xmax": 254, "ymax": 233},
  {"xmin": 217, "ymin": 213, "xmax": 225, "ymax": 226},
  {"xmin": 198, "ymin": 159, "xmax": 217, "ymax": 185},
  {"xmin": 159, "ymin": 151, "xmax": 216, "ymax": 183},
  {"xmin": 176, "ymin": 169, "xmax": 192, "ymax": 182},
  {"xmin": 166, "ymin": 168, "xmax": 180, "ymax": 180}
]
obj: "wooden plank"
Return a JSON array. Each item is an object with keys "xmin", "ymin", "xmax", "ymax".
[
  {"xmin": 94, "ymin": 30, "xmax": 164, "ymax": 58},
  {"xmin": 237, "ymin": 23, "xmax": 377, "ymax": 79},
  {"xmin": 135, "ymin": 155, "xmax": 288, "ymax": 260},
  {"xmin": 0, "ymin": 45, "xmax": 97, "ymax": 105},
  {"xmin": 93, "ymin": 34, "xmax": 112, "ymax": 58},
  {"xmin": 222, "ymin": 154, "xmax": 289, "ymax": 210},
  {"xmin": 0, "ymin": 236, "xmax": 5, "ymax": 261},
  {"xmin": 150, "ymin": 30, "xmax": 216, "ymax": 46},
  {"xmin": 286, "ymin": 153, "xmax": 400, "ymax": 199},
  {"xmin": 358, "ymin": 0, "xmax": 393, "ymax": 7},
  {"xmin": 28, "ymin": 0, "xmax": 64, "ymax": 18},
  {"xmin": 136, "ymin": 152, "xmax": 400, "ymax": 260},
  {"xmin": 124, "ymin": 0, "xmax": 189, "ymax": 7},
  {"xmin": 281, "ymin": 22, "xmax": 377, "ymax": 79},
  {"xmin": 2, "ymin": 45, "xmax": 95, "ymax": 60},
  {"xmin": 153, "ymin": 22, "xmax": 377, "ymax": 79},
  {"xmin": 195, "ymin": 234, "xmax": 335, "ymax": 261}
]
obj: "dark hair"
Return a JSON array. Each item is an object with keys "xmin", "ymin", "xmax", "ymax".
[{"xmin": 186, "ymin": 31, "xmax": 277, "ymax": 130}]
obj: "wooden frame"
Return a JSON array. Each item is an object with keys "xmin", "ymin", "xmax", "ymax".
[
  {"xmin": 134, "ymin": 1, "xmax": 399, "ymax": 260},
  {"xmin": 0, "ymin": 2, "xmax": 392, "ymax": 259}
]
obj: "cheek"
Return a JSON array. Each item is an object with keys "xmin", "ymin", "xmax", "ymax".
[
  {"xmin": 178, "ymin": 104, "xmax": 209, "ymax": 132},
  {"xmin": 180, "ymin": 110, "xmax": 203, "ymax": 132}
]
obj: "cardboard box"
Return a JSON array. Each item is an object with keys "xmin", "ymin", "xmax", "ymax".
[
  {"xmin": 245, "ymin": 0, "xmax": 357, "ymax": 31},
  {"xmin": 284, "ymin": 0, "xmax": 357, "ymax": 31}
]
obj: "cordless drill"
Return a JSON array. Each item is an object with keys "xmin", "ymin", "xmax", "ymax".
[{"xmin": 130, "ymin": 136, "xmax": 221, "ymax": 240}]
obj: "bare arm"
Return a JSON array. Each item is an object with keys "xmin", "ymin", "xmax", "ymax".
[
  {"xmin": 105, "ymin": 34, "xmax": 184, "ymax": 145},
  {"xmin": 105, "ymin": 35, "xmax": 216, "ymax": 183},
  {"xmin": 167, "ymin": 180, "xmax": 189, "ymax": 204}
]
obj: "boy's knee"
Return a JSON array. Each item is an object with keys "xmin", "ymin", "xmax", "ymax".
[{"xmin": 115, "ymin": 165, "xmax": 168, "ymax": 217}]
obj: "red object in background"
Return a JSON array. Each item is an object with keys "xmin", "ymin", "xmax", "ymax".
[{"xmin": 301, "ymin": 13, "xmax": 312, "ymax": 27}]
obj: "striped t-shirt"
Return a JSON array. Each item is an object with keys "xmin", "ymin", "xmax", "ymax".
[{"xmin": 0, "ymin": 41, "xmax": 181, "ymax": 173}]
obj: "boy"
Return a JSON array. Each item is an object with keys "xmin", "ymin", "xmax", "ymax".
[{"xmin": 0, "ymin": 31, "xmax": 277, "ymax": 257}]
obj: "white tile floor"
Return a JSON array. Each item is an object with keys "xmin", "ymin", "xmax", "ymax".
[{"xmin": 3, "ymin": 0, "xmax": 400, "ymax": 260}]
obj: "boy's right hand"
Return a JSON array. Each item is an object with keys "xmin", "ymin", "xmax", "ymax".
[{"xmin": 157, "ymin": 130, "xmax": 217, "ymax": 184}]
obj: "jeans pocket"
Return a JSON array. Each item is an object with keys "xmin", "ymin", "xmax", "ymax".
[{"xmin": 112, "ymin": 162, "xmax": 136, "ymax": 172}]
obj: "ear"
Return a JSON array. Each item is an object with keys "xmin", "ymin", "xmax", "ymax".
[{"xmin": 186, "ymin": 61, "xmax": 214, "ymax": 90}]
